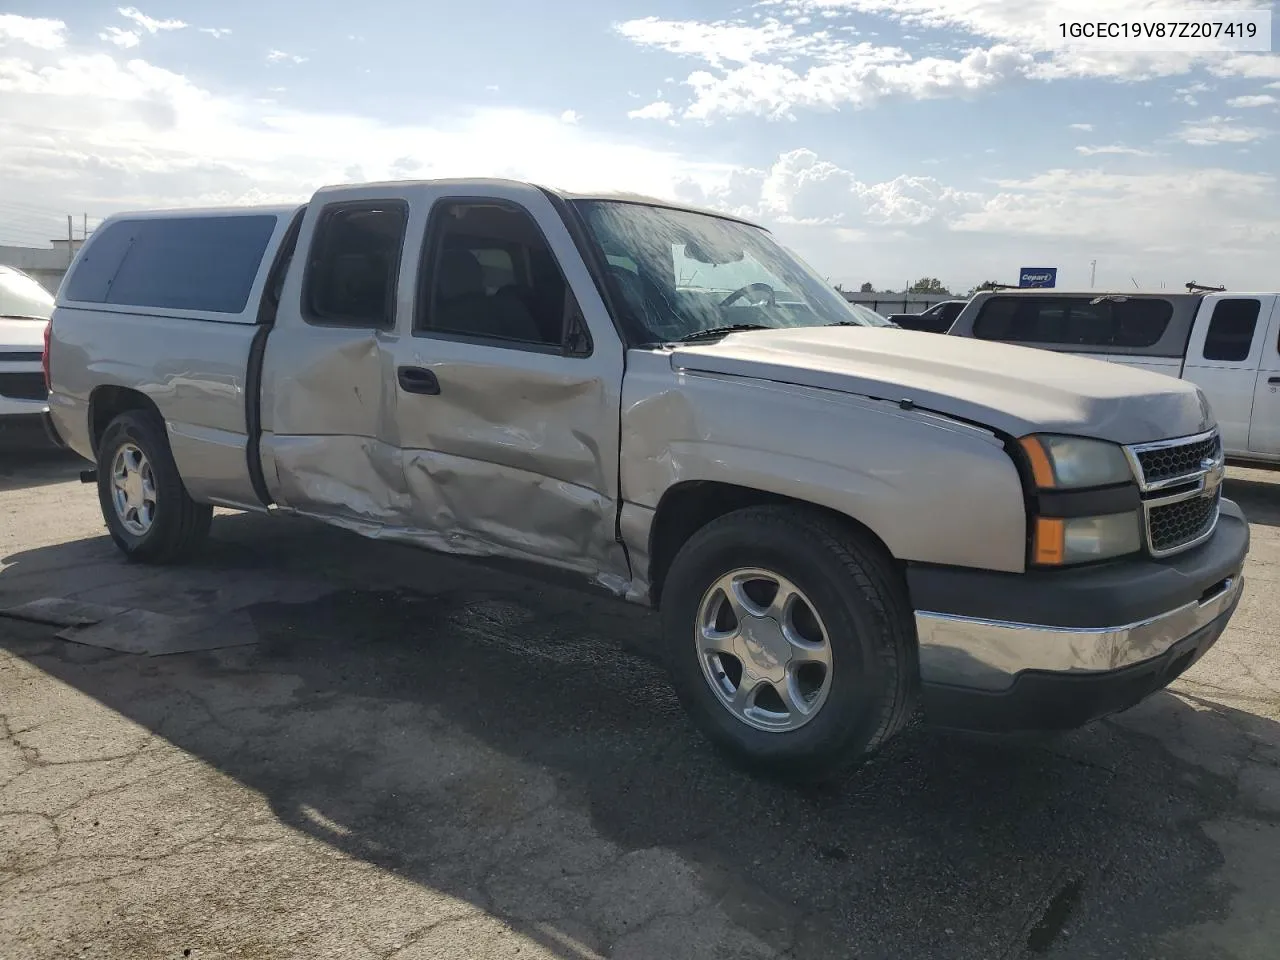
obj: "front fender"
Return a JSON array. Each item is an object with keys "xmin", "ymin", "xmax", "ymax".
[{"xmin": 621, "ymin": 363, "xmax": 1028, "ymax": 574}]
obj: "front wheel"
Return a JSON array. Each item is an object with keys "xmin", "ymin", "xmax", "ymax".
[
  {"xmin": 96, "ymin": 410, "xmax": 212, "ymax": 563},
  {"xmin": 660, "ymin": 505, "xmax": 917, "ymax": 783}
]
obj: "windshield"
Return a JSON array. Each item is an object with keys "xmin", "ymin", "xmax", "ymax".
[
  {"xmin": 844, "ymin": 301, "xmax": 897, "ymax": 327},
  {"xmin": 571, "ymin": 200, "xmax": 880, "ymax": 344},
  {"xmin": 0, "ymin": 267, "xmax": 54, "ymax": 320}
]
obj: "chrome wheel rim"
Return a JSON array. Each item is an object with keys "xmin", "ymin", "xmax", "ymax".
[
  {"xmin": 110, "ymin": 443, "xmax": 157, "ymax": 536},
  {"xmin": 694, "ymin": 567, "xmax": 834, "ymax": 733}
]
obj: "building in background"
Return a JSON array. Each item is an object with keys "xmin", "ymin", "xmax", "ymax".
[{"xmin": 0, "ymin": 239, "xmax": 82, "ymax": 294}]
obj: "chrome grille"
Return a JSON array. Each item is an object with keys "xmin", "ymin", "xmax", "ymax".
[
  {"xmin": 1149, "ymin": 489, "xmax": 1220, "ymax": 554},
  {"xmin": 1124, "ymin": 428, "xmax": 1224, "ymax": 558},
  {"xmin": 1135, "ymin": 433, "xmax": 1221, "ymax": 486}
]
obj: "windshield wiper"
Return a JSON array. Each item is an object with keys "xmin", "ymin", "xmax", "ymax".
[{"xmin": 671, "ymin": 323, "xmax": 772, "ymax": 343}]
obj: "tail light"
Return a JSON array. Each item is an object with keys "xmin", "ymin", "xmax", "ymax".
[{"xmin": 42, "ymin": 320, "xmax": 51, "ymax": 392}]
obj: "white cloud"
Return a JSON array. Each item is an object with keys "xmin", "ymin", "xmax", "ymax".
[
  {"xmin": 266, "ymin": 50, "xmax": 307, "ymax": 65},
  {"xmin": 560, "ymin": 109, "xmax": 581, "ymax": 124},
  {"xmin": 619, "ymin": 17, "xmax": 1033, "ymax": 120},
  {"xmin": 1068, "ymin": 123, "xmax": 1092, "ymax": 132},
  {"xmin": 199, "ymin": 28, "xmax": 232, "ymax": 39},
  {"xmin": 1227, "ymin": 94, "xmax": 1277, "ymax": 108},
  {"xmin": 633, "ymin": 0, "xmax": 1279, "ymax": 121},
  {"xmin": 117, "ymin": 7, "xmax": 187, "ymax": 34},
  {"xmin": 0, "ymin": 14, "xmax": 66, "ymax": 50},
  {"xmin": 628, "ymin": 100, "xmax": 676, "ymax": 120},
  {"xmin": 952, "ymin": 167, "xmax": 1275, "ymax": 251},
  {"xmin": 99, "ymin": 27, "xmax": 141, "ymax": 49},
  {"xmin": 1075, "ymin": 144, "xmax": 1157, "ymax": 156},
  {"xmin": 0, "ymin": 36, "xmax": 1276, "ymax": 289},
  {"xmin": 1177, "ymin": 115, "xmax": 1269, "ymax": 145},
  {"xmin": 1208, "ymin": 54, "xmax": 1280, "ymax": 80}
]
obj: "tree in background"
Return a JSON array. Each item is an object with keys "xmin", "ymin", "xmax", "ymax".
[
  {"xmin": 859, "ymin": 281, "xmax": 875, "ymax": 293},
  {"xmin": 965, "ymin": 280, "xmax": 1002, "ymax": 296},
  {"xmin": 908, "ymin": 277, "xmax": 951, "ymax": 295}
]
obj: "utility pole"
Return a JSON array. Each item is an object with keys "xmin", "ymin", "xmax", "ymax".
[
  {"xmin": 1089, "ymin": 259, "xmax": 1097, "ymax": 288},
  {"xmin": 66, "ymin": 215, "xmax": 74, "ymax": 266},
  {"xmin": 82, "ymin": 213, "xmax": 88, "ymax": 240}
]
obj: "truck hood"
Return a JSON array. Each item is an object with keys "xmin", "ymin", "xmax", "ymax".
[
  {"xmin": 669, "ymin": 326, "xmax": 1213, "ymax": 445},
  {"xmin": 0, "ymin": 316, "xmax": 47, "ymax": 352}
]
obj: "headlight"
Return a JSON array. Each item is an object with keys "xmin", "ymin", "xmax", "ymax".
[
  {"xmin": 1017, "ymin": 434, "xmax": 1142, "ymax": 566},
  {"xmin": 1032, "ymin": 512, "xmax": 1143, "ymax": 566},
  {"xmin": 1018, "ymin": 434, "xmax": 1133, "ymax": 489}
]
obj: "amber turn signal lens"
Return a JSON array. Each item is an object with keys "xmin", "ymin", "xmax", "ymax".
[
  {"xmin": 1033, "ymin": 517, "xmax": 1065, "ymax": 565},
  {"xmin": 1019, "ymin": 436, "xmax": 1056, "ymax": 489}
]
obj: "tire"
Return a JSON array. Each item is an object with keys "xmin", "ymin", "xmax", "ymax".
[
  {"xmin": 96, "ymin": 409, "xmax": 213, "ymax": 563},
  {"xmin": 660, "ymin": 505, "xmax": 917, "ymax": 783}
]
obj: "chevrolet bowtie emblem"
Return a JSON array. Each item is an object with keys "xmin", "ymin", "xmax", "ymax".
[{"xmin": 1202, "ymin": 457, "xmax": 1224, "ymax": 495}]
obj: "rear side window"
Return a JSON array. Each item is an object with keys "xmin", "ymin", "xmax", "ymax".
[
  {"xmin": 304, "ymin": 202, "xmax": 408, "ymax": 328},
  {"xmin": 973, "ymin": 296, "xmax": 1172, "ymax": 348},
  {"xmin": 1203, "ymin": 298, "xmax": 1261, "ymax": 362},
  {"xmin": 65, "ymin": 216, "xmax": 277, "ymax": 314}
]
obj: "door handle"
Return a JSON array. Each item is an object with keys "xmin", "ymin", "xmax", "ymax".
[
  {"xmin": 1269, "ymin": 377, "xmax": 1280, "ymax": 385},
  {"xmin": 397, "ymin": 366, "xmax": 440, "ymax": 395}
]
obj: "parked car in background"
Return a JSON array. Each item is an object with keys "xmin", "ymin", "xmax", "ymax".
[
  {"xmin": 948, "ymin": 289, "xmax": 1280, "ymax": 467},
  {"xmin": 47, "ymin": 180, "xmax": 1247, "ymax": 781},
  {"xmin": 0, "ymin": 265, "xmax": 59, "ymax": 450},
  {"xmin": 887, "ymin": 298, "xmax": 967, "ymax": 333}
]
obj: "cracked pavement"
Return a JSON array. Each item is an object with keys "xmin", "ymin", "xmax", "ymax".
[{"xmin": 3, "ymin": 451, "xmax": 1280, "ymax": 959}]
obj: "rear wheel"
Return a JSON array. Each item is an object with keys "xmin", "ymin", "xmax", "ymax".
[
  {"xmin": 660, "ymin": 505, "xmax": 917, "ymax": 783},
  {"xmin": 96, "ymin": 410, "xmax": 212, "ymax": 563}
]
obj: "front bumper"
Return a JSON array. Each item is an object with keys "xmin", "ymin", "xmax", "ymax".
[{"xmin": 909, "ymin": 499, "xmax": 1249, "ymax": 732}]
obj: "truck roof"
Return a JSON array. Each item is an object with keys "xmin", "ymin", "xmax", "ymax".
[
  {"xmin": 974, "ymin": 289, "xmax": 1200, "ymax": 298},
  {"xmin": 96, "ymin": 203, "xmax": 304, "ymax": 222},
  {"xmin": 306, "ymin": 177, "xmax": 765, "ymax": 228},
  {"xmin": 974, "ymin": 289, "xmax": 1278, "ymax": 299},
  {"xmin": 90, "ymin": 179, "xmax": 764, "ymax": 231}
]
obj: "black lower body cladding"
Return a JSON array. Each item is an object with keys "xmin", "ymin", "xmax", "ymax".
[
  {"xmin": 909, "ymin": 499, "xmax": 1249, "ymax": 733},
  {"xmin": 0, "ymin": 412, "xmax": 64, "ymax": 452}
]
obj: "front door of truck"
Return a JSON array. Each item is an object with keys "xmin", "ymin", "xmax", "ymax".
[
  {"xmin": 1246, "ymin": 296, "xmax": 1280, "ymax": 458},
  {"xmin": 385, "ymin": 184, "xmax": 630, "ymax": 586},
  {"xmin": 1182, "ymin": 295, "xmax": 1271, "ymax": 457}
]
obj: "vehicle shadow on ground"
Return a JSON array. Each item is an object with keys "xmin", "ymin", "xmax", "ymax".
[
  {"xmin": 0, "ymin": 448, "xmax": 85, "ymax": 491},
  {"xmin": 1226, "ymin": 474, "xmax": 1280, "ymax": 527},
  {"xmin": 1, "ymin": 513, "xmax": 1276, "ymax": 960}
]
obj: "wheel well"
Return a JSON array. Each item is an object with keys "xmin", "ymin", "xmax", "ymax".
[
  {"xmin": 89, "ymin": 386, "xmax": 162, "ymax": 455},
  {"xmin": 646, "ymin": 481, "xmax": 897, "ymax": 606}
]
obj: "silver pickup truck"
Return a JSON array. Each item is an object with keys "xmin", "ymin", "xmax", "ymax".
[{"xmin": 45, "ymin": 179, "xmax": 1249, "ymax": 781}]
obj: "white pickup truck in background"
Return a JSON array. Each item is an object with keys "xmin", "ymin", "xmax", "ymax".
[
  {"xmin": 0, "ymin": 265, "xmax": 58, "ymax": 450},
  {"xmin": 947, "ymin": 289, "xmax": 1280, "ymax": 466}
]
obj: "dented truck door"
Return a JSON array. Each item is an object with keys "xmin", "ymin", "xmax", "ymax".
[
  {"xmin": 257, "ymin": 186, "xmax": 416, "ymax": 527},
  {"xmin": 383, "ymin": 183, "xmax": 630, "ymax": 588}
]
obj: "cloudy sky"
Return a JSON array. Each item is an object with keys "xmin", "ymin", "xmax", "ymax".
[{"xmin": 0, "ymin": 1, "xmax": 1277, "ymax": 292}]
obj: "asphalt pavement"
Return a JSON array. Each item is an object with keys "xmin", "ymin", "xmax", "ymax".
[{"xmin": 3, "ymin": 449, "xmax": 1280, "ymax": 959}]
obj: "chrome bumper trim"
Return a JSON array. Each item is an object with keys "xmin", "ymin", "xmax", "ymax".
[{"xmin": 915, "ymin": 574, "xmax": 1243, "ymax": 692}]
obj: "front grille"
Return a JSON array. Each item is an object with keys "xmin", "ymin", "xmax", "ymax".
[
  {"xmin": 1136, "ymin": 433, "xmax": 1221, "ymax": 485},
  {"xmin": 1125, "ymin": 429, "xmax": 1224, "ymax": 557},
  {"xmin": 0, "ymin": 372, "xmax": 48, "ymax": 401},
  {"xmin": 1149, "ymin": 489, "xmax": 1220, "ymax": 554}
]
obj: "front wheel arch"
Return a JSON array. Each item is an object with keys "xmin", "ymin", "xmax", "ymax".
[{"xmin": 645, "ymin": 480, "xmax": 901, "ymax": 607}]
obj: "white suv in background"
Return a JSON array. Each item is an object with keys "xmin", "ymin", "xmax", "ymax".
[{"xmin": 0, "ymin": 265, "xmax": 58, "ymax": 449}]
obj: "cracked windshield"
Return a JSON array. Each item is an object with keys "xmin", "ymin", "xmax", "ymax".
[{"xmin": 1, "ymin": 1, "xmax": 1277, "ymax": 959}]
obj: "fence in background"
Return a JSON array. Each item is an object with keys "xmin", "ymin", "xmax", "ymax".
[{"xmin": 841, "ymin": 293, "xmax": 957, "ymax": 316}]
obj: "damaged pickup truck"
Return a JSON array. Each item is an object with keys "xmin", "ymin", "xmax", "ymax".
[{"xmin": 46, "ymin": 179, "xmax": 1248, "ymax": 781}]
